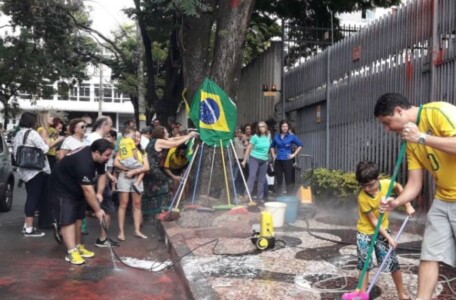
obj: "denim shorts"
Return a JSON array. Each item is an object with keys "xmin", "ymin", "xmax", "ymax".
[{"xmin": 356, "ymin": 231, "xmax": 400, "ymax": 272}]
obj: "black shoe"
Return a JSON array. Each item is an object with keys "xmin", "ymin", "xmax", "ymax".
[
  {"xmin": 23, "ymin": 228, "xmax": 45, "ymax": 237},
  {"xmin": 95, "ymin": 238, "xmax": 119, "ymax": 248},
  {"xmin": 52, "ymin": 222, "xmax": 63, "ymax": 244}
]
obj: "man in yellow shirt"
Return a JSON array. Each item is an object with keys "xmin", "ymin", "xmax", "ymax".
[
  {"xmin": 164, "ymin": 144, "xmax": 189, "ymax": 195},
  {"xmin": 376, "ymin": 93, "xmax": 456, "ymax": 300}
]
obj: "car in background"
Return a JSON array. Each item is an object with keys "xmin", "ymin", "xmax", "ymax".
[{"xmin": 0, "ymin": 133, "xmax": 15, "ymax": 212}]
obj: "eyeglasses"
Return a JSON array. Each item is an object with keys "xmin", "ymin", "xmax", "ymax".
[{"xmin": 360, "ymin": 179, "xmax": 378, "ymax": 188}]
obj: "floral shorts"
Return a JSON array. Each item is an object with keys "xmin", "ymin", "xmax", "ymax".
[{"xmin": 356, "ymin": 231, "xmax": 400, "ymax": 272}]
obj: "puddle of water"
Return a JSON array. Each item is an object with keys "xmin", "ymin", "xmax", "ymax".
[{"xmin": 121, "ymin": 257, "xmax": 172, "ymax": 271}]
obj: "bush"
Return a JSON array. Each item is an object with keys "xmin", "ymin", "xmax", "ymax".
[
  {"xmin": 303, "ymin": 168, "xmax": 396, "ymax": 206},
  {"xmin": 303, "ymin": 168, "xmax": 359, "ymax": 202}
]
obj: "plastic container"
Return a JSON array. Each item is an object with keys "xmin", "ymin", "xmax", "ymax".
[
  {"xmin": 264, "ymin": 202, "xmax": 287, "ymax": 228},
  {"xmin": 277, "ymin": 196, "xmax": 299, "ymax": 224}
]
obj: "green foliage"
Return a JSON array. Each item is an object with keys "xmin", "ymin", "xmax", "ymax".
[
  {"xmin": 304, "ymin": 167, "xmax": 360, "ymax": 200},
  {"xmin": 0, "ymin": 0, "xmax": 96, "ymax": 123}
]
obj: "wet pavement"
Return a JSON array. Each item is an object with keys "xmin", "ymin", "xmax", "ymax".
[
  {"xmin": 161, "ymin": 199, "xmax": 456, "ymax": 300},
  {"xmin": 4, "ymin": 179, "xmax": 456, "ymax": 300},
  {"xmin": 0, "ymin": 178, "xmax": 190, "ymax": 300}
]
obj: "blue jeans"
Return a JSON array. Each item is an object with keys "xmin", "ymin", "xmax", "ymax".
[{"xmin": 247, "ymin": 156, "xmax": 268, "ymax": 200}]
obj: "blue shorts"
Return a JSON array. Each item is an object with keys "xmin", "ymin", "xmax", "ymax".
[{"xmin": 356, "ymin": 231, "xmax": 400, "ymax": 272}]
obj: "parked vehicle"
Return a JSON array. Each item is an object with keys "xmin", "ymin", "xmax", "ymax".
[{"xmin": 0, "ymin": 133, "xmax": 15, "ymax": 212}]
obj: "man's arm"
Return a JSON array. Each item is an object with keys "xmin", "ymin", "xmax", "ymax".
[
  {"xmin": 403, "ymin": 122, "xmax": 456, "ymax": 155},
  {"xmin": 81, "ymin": 184, "xmax": 105, "ymax": 221},
  {"xmin": 384, "ymin": 169, "xmax": 423, "ymax": 211},
  {"xmin": 96, "ymin": 174, "xmax": 107, "ymax": 202}
]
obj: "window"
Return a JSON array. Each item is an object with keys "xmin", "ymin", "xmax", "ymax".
[{"xmin": 79, "ymin": 84, "xmax": 91, "ymax": 101}]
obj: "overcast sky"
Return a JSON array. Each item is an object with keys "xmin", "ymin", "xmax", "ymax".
[{"xmin": 86, "ymin": 0, "xmax": 133, "ymax": 36}]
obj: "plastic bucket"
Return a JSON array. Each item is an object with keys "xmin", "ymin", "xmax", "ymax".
[
  {"xmin": 264, "ymin": 202, "xmax": 287, "ymax": 228},
  {"xmin": 277, "ymin": 196, "xmax": 299, "ymax": 224}
]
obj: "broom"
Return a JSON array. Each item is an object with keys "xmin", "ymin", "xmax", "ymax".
[
  {"xmin": 229, "ymin": 140, "xmax": 259, "ymax": 212},
  {"xmin": 213, "ymin": 140, "xmax": 238, "ymax": 210},
  {"xmin": 342, "ymin": 142, "xmax": 407, "ymax": 300}
]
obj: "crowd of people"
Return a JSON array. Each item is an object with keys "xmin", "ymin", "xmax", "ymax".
[
  {"xmin": 9, "ymin": 91, "xmax": 456, "ymax": 299},
  {"xmin": 12, "ymin": 113, "xmax": 196, "ymax": 265}
]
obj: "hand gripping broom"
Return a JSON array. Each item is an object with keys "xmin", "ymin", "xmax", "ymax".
[{"xmin": 342, "ymin": 142, "xmax": 407, "ymax": 300}]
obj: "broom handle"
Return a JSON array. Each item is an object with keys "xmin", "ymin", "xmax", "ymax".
[
  {"xmin": 226, "ymin": 143, "xmax": 239, "ymax": 205},
  {"xmin": 206, "ymin": 146, "xmax": 217, "ymax": 196},
  {"xmin": 167, "ymin": 143, "xmax": 198, "ymax": 212},
  {"xmin": 356, "ymin": 142, "xmax": 407, "ymax": 291},
  {"xmin": 367, "ymin": 215, "xmax": 410, "ymax": 293},
  {"xmin": 174, "ymin": 143, "xmax": 200, "ymax": 209},
  {"xmin": 230, "ymin": 140, "xmax": 254, "ymax": 203},
  {"xmin": 191, "ymin": 142, "xmax": 205, "ymax": 204},
  {"xmin": 220, "ymin": 140, "xmax": 231, "ymax": 205}
]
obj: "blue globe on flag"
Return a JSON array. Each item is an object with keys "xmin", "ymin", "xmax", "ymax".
[{"xmin": 200, "ymin": 97, "xmax": 220, "ymax": 125}]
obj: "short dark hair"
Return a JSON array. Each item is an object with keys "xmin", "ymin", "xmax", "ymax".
[
  {"xmin": 108, "ymin": 129, "xmax": 117, "ymax": 139},
  {"xmin": 374, "ymin": 93, "xmax": 412, "ymax": 117},
  {"xmin": 19, "ymin": 112, "xmax": 37, "ymax": 128},
  {"xmin": 68, "ymin": 118, "xmax": 85, "ymax": 135},
  {"xmin": 355, "ymin": 161, "xmax": 380, "ymax": 184},
  {"xmin": 90, "ymin": 138, "xmax": 114, "ymax": 154}
]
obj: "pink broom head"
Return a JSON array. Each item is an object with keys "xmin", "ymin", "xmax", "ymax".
[{"xmin": 341, "ymin": 291, "xmax": 369, "ymax": 300}]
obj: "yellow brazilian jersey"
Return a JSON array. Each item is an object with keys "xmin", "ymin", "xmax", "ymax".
[
  {"xmin": 118, "ymin": 137, "xmax": 136, "ymax": 161},
  {"xmin": 407, "ymin": 102, "xmax": 456, "ymax": 201},
  {"xmin": 164, "ymin": 147, "xmax": 188, "ymax": 170},
  {"xmin": 357, "ymin": 179, "xmax": 392, "ymax": 234}
]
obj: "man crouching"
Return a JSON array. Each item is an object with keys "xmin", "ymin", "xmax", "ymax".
[{"xmin": 50, "ymin": 139, "xmax": 114, "ymax": 265}]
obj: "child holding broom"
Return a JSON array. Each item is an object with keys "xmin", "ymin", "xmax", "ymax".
[{"xmin": 355, "ymin": 161, "xmax": 414, "ymax": 299}]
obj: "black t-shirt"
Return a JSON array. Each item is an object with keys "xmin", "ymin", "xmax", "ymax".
[{"xmin": 50, "ymin": 146, "xmax": 105, "ymax": 200}]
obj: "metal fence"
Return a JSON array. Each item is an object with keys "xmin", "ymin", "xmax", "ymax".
[{"xmin": 284, "ymin": 0, "xmax": 456, "ymax": 179}]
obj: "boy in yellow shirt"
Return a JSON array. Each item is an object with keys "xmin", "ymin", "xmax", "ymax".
[
  {"xmin": 118, "ymin": 127, "xmax": 144, "ymax": 194},
  {"xmin": 355, "ymin": 161, "xmax": 414, "ymax": 299}
]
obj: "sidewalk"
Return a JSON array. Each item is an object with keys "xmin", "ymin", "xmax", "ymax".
[{"xmin": 160, "ymin": 200, "xmax": 456, "ymax": 300}]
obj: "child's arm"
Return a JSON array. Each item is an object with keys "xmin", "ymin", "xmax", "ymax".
[
  {"xmin": 365, "ymin": 211, "xmax": 397, "ymax": 249},
  {"xmin": 132, "ymin": 147, "xmax": 139, "ymax": 161},
  {"xmin": 394, "ymin": 182, "xmax": 415, "ymax": 216}
]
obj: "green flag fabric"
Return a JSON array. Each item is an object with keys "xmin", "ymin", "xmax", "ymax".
[
  {"xmin": 185, "ymin": 137, "xmax": 195, "ymax": 161},
  {"xmin": 189, "ymin": 78, "xmax": 237, "ymax": 147}
]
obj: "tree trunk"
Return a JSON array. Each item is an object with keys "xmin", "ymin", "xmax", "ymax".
[
  {"xmin": 180, "ymin": 0, "xmax": 216, "ymax": 102},
  {"xmin": 179, "ymin": 0, "xmax": 256, "ymax": 205},
  {"xmin": 210, "ymin": 0, "xmax": 256, "ymax": 100}
]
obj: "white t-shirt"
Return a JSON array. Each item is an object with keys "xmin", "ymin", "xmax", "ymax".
[
  {"xmin": 84, "ymin": 132, "xmax": 103, "ymax": 146},
  {"xmin": 140, "ymin": 136, "xmax": 150, "ymax": 150},
  {"xmin": 60, "ymin": 135, "xmax": 84, "ymax": 151}
]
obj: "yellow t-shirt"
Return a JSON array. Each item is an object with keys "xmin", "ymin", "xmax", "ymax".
[
  {"xmin": 136, "ymin": 150, "xmax": 144, "ymax": 164},
  {"xmin": 164, "ymin": 147, "xmax": 188, "ymax": 170},
  {"xmin": 357, "ymin": 179, "xmax": 392, "ymax": 234},
  {"xmin": 118, "ymin": 137, "xmax": 136, "ymax": 161},
  {"xmin": 407, "ymin": 102, "xmax": 456, "ymax": 201},
  {"xmin": 37, "ymin": 127, "xmax": 57, "ymax": 156}
]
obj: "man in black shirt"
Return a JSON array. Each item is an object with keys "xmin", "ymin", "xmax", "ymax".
[{"xmin": 50, "ymin": 139, "xmax": 114, "ymax": 265}]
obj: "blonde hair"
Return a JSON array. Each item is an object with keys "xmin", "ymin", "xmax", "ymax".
[{"xmin": 36, "ymin": 111, "xmax": 51, "ymax": 132}]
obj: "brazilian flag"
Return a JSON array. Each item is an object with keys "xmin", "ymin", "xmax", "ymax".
[{"xmin": 189, "ymin": 78, "xmax": 237, "ymax": 147}]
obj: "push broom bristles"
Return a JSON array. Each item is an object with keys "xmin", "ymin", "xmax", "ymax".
[{"xmin": 341, "ymin": 291, "xmax": 369, "ymax": 300}]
